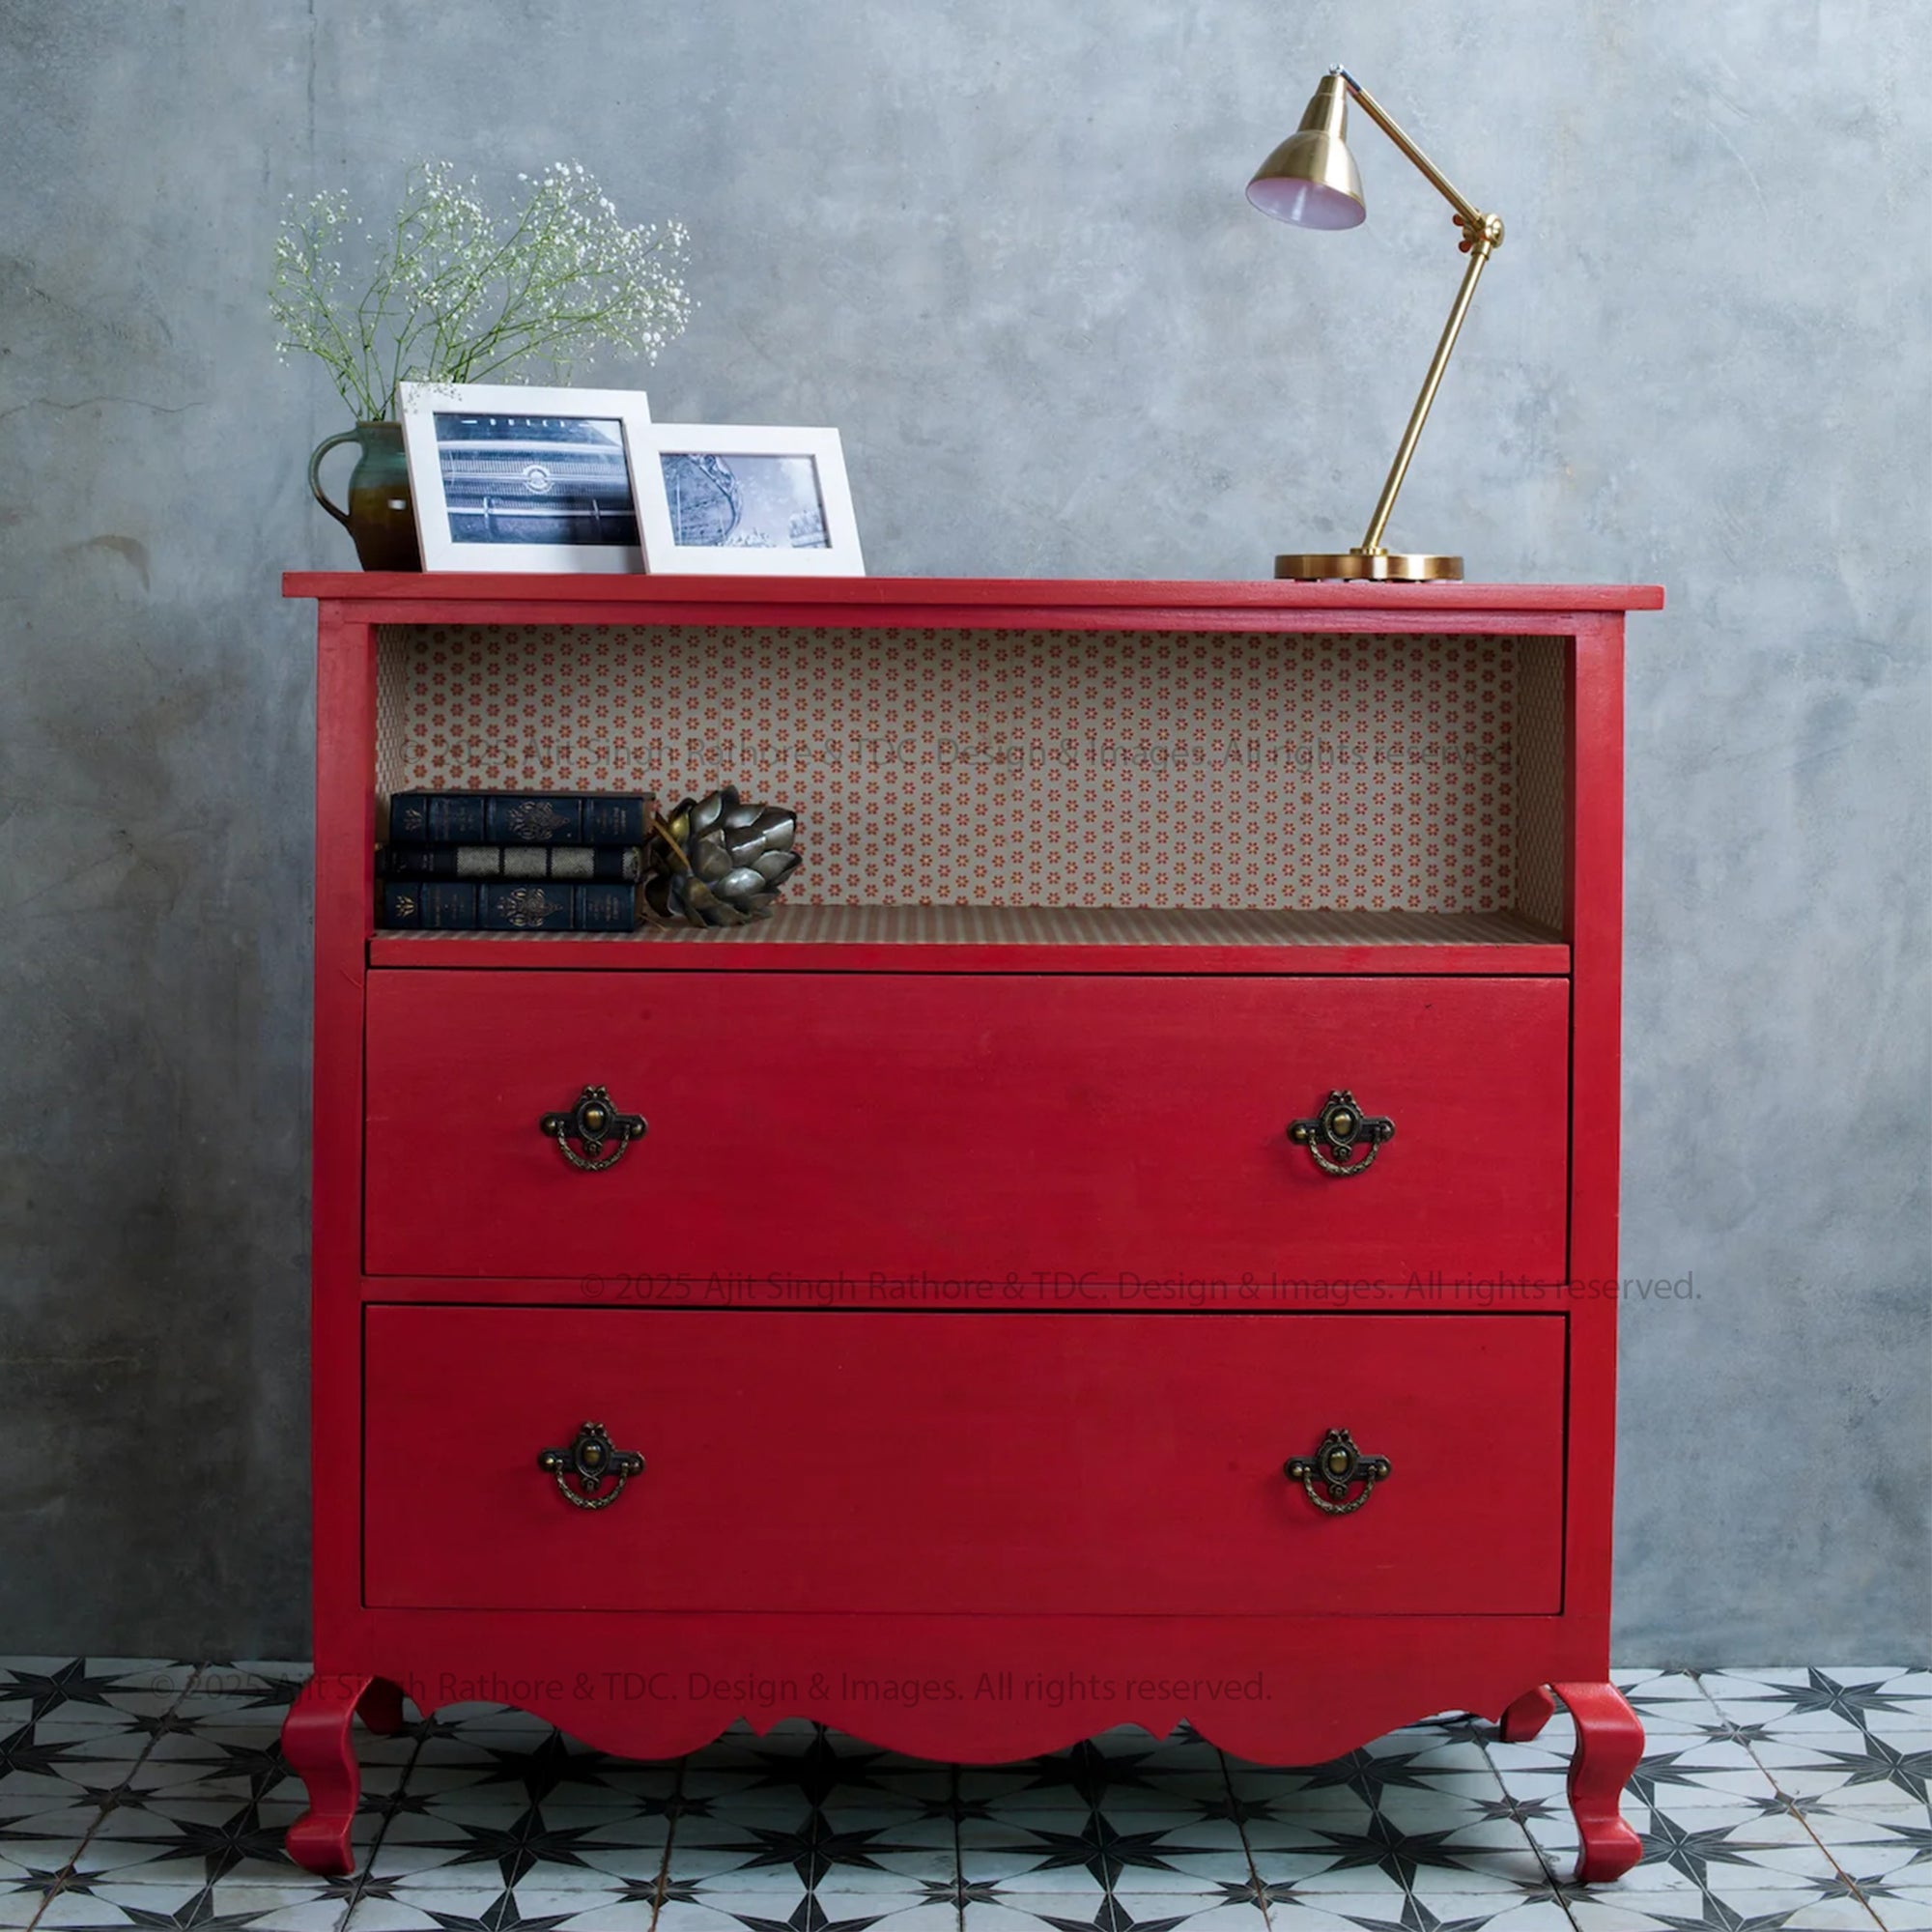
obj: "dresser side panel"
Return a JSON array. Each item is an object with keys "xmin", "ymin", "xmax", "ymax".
[
  {"xmin": 1564, "ymin": 615, "xmax": 1627, "ymax": 1626},
  {"xmin": 312, "ymin": 605, "xmax": 377, "ymax": 1659}
]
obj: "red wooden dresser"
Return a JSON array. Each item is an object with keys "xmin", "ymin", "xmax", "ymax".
[{"xmin": 280, "ymin": 574, "xmax": 1662, "ymax": 1883}]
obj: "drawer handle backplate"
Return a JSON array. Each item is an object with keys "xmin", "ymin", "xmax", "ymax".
[
  {"xmin": 1285, "ymin": 1428, "xmax": 1392, "ymax": 1515},
  {"xmin": 1288, "ymin": 1089, "xmax": 1395, "ymax": 1177},
  {"xmin": 540, "ymin": 1085, "xmax": 648, "ymax": 1172},
  {"xmin": 538, "ymin": 1420, "xmax": 645, "ymax": 1510}
]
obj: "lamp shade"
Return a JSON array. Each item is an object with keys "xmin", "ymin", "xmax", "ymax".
[{"xmin": 1246, "ymin": 72, "xmax": 1366, "ymax": 229}]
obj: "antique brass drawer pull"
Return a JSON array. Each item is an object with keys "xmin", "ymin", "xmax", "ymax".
[
  {"xmin": 1285, "ymin": 1428, "xmax": 1392, "ymax": 1515},
  {"xmin": 1287, "ymin": 1089, "xmax": 1395, "ymax": 1177},
  {"xmin": 540, "ymin": 1085, "xmax": 648, "ymax": 1172},
  {"xmin": 538, "ymin": 1421, "xmax": 645, "ymax": 1511}
]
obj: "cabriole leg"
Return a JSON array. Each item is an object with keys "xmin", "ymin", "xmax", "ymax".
[
  {"xmin": 1499, "ymin": 1684, "xmax": 1557, "ymax": 1742},
  {"xmin": 282, "ymin": 1673, "xmax": 408, "ymax": 1873},
  {"xmin": 1549, "ymin": 1680, "xmax": 1645, "ymax": 1883}
]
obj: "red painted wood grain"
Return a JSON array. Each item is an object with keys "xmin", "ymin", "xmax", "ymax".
[
  {"xmin": 285, "ymin": 571, "xmax": 1664, "ymax": 618},
  {"xmin": 364, "ymin": 1308, "xmax": 1566, "ymax": 1617},
  {"xmin": 288, "ymin": 578, "xmax": 1650, "ymax": 1878},
  {"xmin": 362, "ymin": 971, "xmax": 1571, "ymax": 1287}
]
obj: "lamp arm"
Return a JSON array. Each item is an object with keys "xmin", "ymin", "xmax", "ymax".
[
  {"xmin": 1337, "ymin": 70, "xmax": 1485, "ymax": 229},
  {"xmin": 1333, "ymin": 69, "xmax": 1506, "ymax": 557}
]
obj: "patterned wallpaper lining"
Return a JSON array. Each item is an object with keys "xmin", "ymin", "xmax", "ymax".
[
  {"xmin": 375, "ymin": 905, "xmax": 1564, "ymax": 948},
  {"xmin": 375, "ymin": 625, "xmax": 1567, "ymax": 917},
  {"xmin": 1515, "ymin": 639, "xmax": 1568, "ymax": 931}
]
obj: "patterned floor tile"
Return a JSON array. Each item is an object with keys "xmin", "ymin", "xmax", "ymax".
[
  {"xmin": 690, "ymin": 1784, "xmax": 957, "ymax": 1835},
  {"xmin": 166, "ymin": 1664, "xmax": 315, "ymax": 1728},
  {"xmin": 966, "ymin": 1899, "xmax": 1261, "ymax": 1932},
  {"xmin": 1251, "ymin": 1806, "xmax": 1500, "ymax": 1900},
  {"xmin": 1236, "ymin": 1792, "xmax": 1380, "ymax": 1852},
  {"xmin": 352, "ymin": 1886, "xmax": 658, "ymax": 1931},
  {"xmin": 1577, "ymin": 1801, "xmax": 1832, "ymax": 1893},
  {"xmin": 1, "ymin": 1739, "xmax": 150, "ymax": 1817},
  {"xmin": 1617, "ymin": 1691, "xmax": 1731, "ymax": 1743},
  {"xmin": 29, "ymin": 1873, "xmax": 352, "ymax": 1929},
  {"xmin": 0, "ymin": 1807, "xmax": 113, "ymax": 1882},
  {"xmin": 2, "ymin": 1831, "xmax": 97, "ymax": 1886},
  {"xmin": 9, "ymin": 1660, "xmax": 1930, "ymax": 1931},
  {"xmin": 959, "ymin": 1814, "xmax": 1109, "ymax": 1896},
  {"xmin": 666, "ymin": 1805, "xmax": 954, "ymax": 1891},
  {"xmin": 0, "ymin": 1664, "xmax": 193, "ymax": 1735},
  {"xmin": 1565, "ymin": 1887, "xmax": 1884, "ymax": 1930},
  {"xmin": 1066, "ymin": 1816, "xmax": 1252, "ymax": 1892},
  {"xmin": 78, "ymin": 1792, "xmax": 382, "ymax": 1889},
  {"xmin": 965, "ymin": 1781, "xmax": 1236, "ymax": 1826},
  {"xmin": 1373, "ymin": 1809, "xmax": 1552, "ymax": 1898},
  {"xmin": 1237, "ymin": 1901, "xmax": 1393, "ymax": 1932},
  {"xmin": 679, "ymin": 1901, "xmax": 954, "ymax": 1932},
  {"xmin": 1088, "ymin": 1726, "xmax": 1226, "ymax": 1767},
  {"xmin": 1532, "ymin": 1798, "xmax": 1841, "ymax": 1893},
  {"xmin": 343, "ymin": 1902, "xmax": 481, "ymax": 1932},
  {"xmin": 1862, "ymin": 1715, "xmax": 1932, "ymax": 1755},
  {"xmin": 1279, "ymin": 1899, "xmax": 1573, "ymax": 1932},
  {"xmin": 1103, "ymin": 1901, "xmax": 1280, "ymax": 1932},
  {"xmin": 1289, "ymin": 1799, "xmax": 1550, "ymax": 1901},
  {"xmin": 1792, "ymin": 1804, "xmax": 1932, "ymax": 1886},
  {"xmin": 803, "ymin": 1892, "xmax": 963, "ymax": 1925},
  {"xmin": 1490, "ymin": 1725, "xmax": 1783, "ymax": 1814},
  {"xmin": 1702, "ymin": 1671, "xmax": 1930, "ymax": 1733},
  {"xmin": 653, "ymin": 1904, "xmax": 793, "ymax": 1932},
  {"xmin": 959, "ymin": 1738, "xmax": 1226, "ymax": 1819},
  {"xmin": 1861, "ymin": 1884, "xmax": 1932, "ymax": 1930},
  {"xmin": 418, "ymin": 1704, "xmax": 562, "ymax": 1740},
  {"xmin": 370, "ymin": 1803, "xmax": 668, "ymax": 1891},
  {"xmin": 1617, "ymin": 1671, "xmax": 1719, "ymax": 1701},
  {"xmin": 684, "ymin": 1726, "xmax": 952, "ymax": 1814},
  {"xmin": 1704, "ymin": 1871, "xmax": 1886, "ymax": 1922},
  {"xmin": 1252, "ymin": 1856, "xmax": 1404, "ymax": 1903},
  {"xmin": 127, "ymin": 1726, "xmax": 412, "ymax": 1815},
  {"xmin": 1221, "ymin": 1749, "xmax": 1439, "ymax": 1820},
  {"xmin": 690, "ymin": 1719, "xmax": 824, "ymax": 1758},
  {"xmin": 0, "ymin": 1883, "xmax": 50, "ymax": 1932},
  {"xmin": 1629, "ymin": 1740, "xmax": 1798, "ymax": 1806},
  {"xmin": 1743, "ymin": 1741, "xmax": 1932, "ymax": 1813},
  {"xmin": 402, "ymin": 1732, "xmax": 674, "ymax": 1813}
]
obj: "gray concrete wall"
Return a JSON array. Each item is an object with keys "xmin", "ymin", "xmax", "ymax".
[{"xmin": 0, "ymin": 0, "xmax": 1924, "ymax": 1662}]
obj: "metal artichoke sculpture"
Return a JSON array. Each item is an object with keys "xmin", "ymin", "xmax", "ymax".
[{"xmin": 644, "ymin": 786, "xmax": 801, "ymax": 926}]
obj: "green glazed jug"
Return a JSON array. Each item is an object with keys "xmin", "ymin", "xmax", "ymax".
[{"xmin": 307, "ymin": 420, "xmax": 422, "ymax": 571}]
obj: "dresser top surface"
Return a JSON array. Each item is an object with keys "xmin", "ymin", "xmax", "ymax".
[{"xmin": 285, "ymin": 572, "xmax": 1664, "ymax": 617}]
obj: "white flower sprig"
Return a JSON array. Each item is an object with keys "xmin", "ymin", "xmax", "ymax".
[{"xmin": 270, "ymin": 160, "xmax": 692, "ymax": 421}]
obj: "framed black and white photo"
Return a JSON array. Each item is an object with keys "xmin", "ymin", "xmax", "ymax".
[
  {"xmin": 398, "ymin": 383, "xmax": 650, "ymax": 571},
  {"xmin": 620, "ymin": 421, "xmax": 864, "ymax": 576}
]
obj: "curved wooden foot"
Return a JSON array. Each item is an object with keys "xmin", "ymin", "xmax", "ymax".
[
  {"xmin": 1500, "ymin": 1685, "xmax": 1557, "ymax": 1743},
  {"xmin": 281, "ymin": 1673, "xmax": 400, "ymax": 1873},
  {"xmin": 1550, "ymin": 1681, "xmax": 1645, "ymax": 1883}
]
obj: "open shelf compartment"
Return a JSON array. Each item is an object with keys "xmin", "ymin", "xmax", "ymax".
[{"xmin": 370, "ymin": 619, "xmax": 1570, "ymax": 969}]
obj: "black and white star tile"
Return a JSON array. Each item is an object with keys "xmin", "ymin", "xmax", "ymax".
[{"xmin": 0, "ymin": 1662, "xmax": 1925, "ymax": 1932}]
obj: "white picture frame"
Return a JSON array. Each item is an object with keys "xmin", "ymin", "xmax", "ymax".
[
  {"xmin": 398, "ymin": 382, "xmax": 651, "ymax": 572},
  {"xmin": 620, "ymin": 421, "xmax": 865, "ymax": 576}
]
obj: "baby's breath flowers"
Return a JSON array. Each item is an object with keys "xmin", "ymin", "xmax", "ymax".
[{"xmin": 271, "ymin": 160, "xmax": 691, "ymax": 421}]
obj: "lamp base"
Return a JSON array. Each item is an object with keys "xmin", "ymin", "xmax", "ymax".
[{"xmin": 1274, "ymin": 550, "xmax": 1464, "ymax": 582}]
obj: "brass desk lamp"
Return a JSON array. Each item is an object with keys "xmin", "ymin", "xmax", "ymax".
[{"xmin": 1248, "ymin": 68, "xmax": 1505, "ymax": 582}]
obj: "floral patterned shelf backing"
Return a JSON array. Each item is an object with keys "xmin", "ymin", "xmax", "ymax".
[{"xmin": 375, "ymin": 624, "xmax": 1568, "ymax": 920}]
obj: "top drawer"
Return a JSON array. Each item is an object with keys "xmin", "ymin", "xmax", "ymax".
[{"xmin": 363, "ymin": 972, "xmax": 1569, "ymax": 1286}]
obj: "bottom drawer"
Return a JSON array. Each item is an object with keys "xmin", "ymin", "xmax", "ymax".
[{"xmin": 364, "ymin": 1308, "xmax": 1566, "ymax": 1616}]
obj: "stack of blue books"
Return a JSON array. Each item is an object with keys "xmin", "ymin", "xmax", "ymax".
[{"xmin": 377, "ymin": 791, "xmax": 657, "ymax": 931}]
